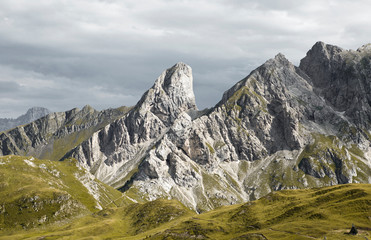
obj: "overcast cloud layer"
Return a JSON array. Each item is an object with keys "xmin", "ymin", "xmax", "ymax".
[{"xmin": 0, "ymin": 0, "xmax": 370, "ymax": 117}]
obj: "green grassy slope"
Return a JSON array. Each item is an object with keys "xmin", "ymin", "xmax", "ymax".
[
  {"xmin": 1, "ymin": 183, "xmax": 369, "ymax": 239},
  {"xmin": 0, "ymin": 155, "xmax": 134, "ymax": 234},
  {"xmin": 175, "ymin": 183, "xmax": 371, "ymax": 240}
]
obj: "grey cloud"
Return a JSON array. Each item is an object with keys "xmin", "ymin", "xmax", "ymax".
[
  {"xmin": 0, "ymin": 81, "xmax": 20, "ymax": 94},
  {"xmin": 0, "ymin": 0, "xmax": 370, "ymax": 117}
]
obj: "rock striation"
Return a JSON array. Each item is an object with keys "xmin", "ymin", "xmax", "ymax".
[
  {"xmin": 65, "ymin": 63, "xmax": 197, "ymax": 186},
  {"xmin": 1, "ymin": 42, "xmax": 371, "ymax": 212},
  {"xmin": 0, "ymin": 105, "xmax": 130, "ymax": 161}
]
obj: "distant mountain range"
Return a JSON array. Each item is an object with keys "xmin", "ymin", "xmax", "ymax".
[{"xmin": 0, "ymin": 107, "xmax": 50, "ymax": 132}]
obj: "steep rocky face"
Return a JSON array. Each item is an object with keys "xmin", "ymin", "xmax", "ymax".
[
  {"xmin": 0, "ymin": 107, "xmax": 50, "ymax": 132},
  {"xmin": 66, "ymin": 63, "xmax": 198, "ymax": 186},
  {"xmin": 300, "ymin": 41, "xmax": 371, "ymax": 128},
  {"xmin": 0, "ymin": 105, "xmax": 130, "ymax": 160}
]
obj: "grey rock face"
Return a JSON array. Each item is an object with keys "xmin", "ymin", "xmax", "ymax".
[
  {"xmin": 300, "ymin": 41, "xmax": 371, "ymax": 128},
  {"xmin": 66, "ymin": 63, "xmax": 197, "ymax": 187},
  {"xmin": 0, "ymin": 105, "xmax": 130, "ymax": 160},
  {"xmin": 0, "ymin": 107, "xmax": 50, "ymax": 132}
]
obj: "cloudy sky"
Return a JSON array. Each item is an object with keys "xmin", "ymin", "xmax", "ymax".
[{"xmin": 0, "ymin": 0, "xmax": 370, "ymax": 117}]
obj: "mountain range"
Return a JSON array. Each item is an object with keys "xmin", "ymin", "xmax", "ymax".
[
  {"xmin": 0, "ymin": 107, "xmax": 50, "ymax": 132},
  {"xmin": 1, "ymin": 41, "xmax": 371, "ymax": 211},
  {"xmin": 68, "ymin": 41, "xmax": 371, "ymax": 211},
  {"xmin": 0, "ymin": 41, "xmax": 370, "ymax": 238}
]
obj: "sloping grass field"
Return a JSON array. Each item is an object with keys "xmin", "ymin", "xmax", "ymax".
[{"xmin": 0, "ymin": 155, "xmax": 370, "ymax": 239}]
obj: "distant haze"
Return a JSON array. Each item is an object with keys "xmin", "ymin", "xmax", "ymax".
[{"xmin": 0, "ymin": 0, "xmax": 370, "ymax": 117}]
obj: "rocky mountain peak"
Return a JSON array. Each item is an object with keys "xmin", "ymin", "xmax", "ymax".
[
  {"xmin": 219, "ymin": 53, "xmax": 298, "ymax": 106},
  {"xmin": 299, "ymin": 41, "xmax": 344, "ymax": 88},
  {"xmin": 81, "ymin": 104, "xmax": 95, "ymax": 112},
  {"xmin": 273, "ymin": 53, "xmax": 290, "ymax": 64},
  {"xmin": 263, "ymin": 53, "xmax": 296, "ymax": 73},
  {"xmin": 62, "ymin": 63, "xmax": 200, "ymax": 186},
  {"xmin": 154, "ymin": 62, "xmax": 197, "ymax": 111},
  {"xmin": 134, "ymin": 62, "xmax": 197, "ymax": 126},
  {"xmin": 313, "ymin": 41, "xmax": 343, "ymax": 56},
  {"xmin": 299, "ymin": 41, "xmax": 371, "ymax": 127},
  {"xmin": 22, "ymin": 107, "xmax": 51, "ymax": 121},
  {"xmin": 79, "ymin": 105, "xmax": 98, "ymax": 116}
]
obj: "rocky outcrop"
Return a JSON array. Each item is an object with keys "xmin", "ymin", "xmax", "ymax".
[{"xmin": 0, "ymin": 107, "xmax": 50, "ymax": 132}]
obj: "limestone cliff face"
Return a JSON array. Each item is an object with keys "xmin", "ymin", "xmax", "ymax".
[
  {"xmin": 65, "ymin": 43, "xmax": 370, "ymax": 211},
  {"xmin": 2, "ymin": 43, "xmax": 370, "ymax": 212},
  {"xmin": 66, "ymin": 63, "xmax": 198, "ymax": 187},
  {"xmin": 300, "ymin": 41, "xmax": 371, "ymax": 128}
]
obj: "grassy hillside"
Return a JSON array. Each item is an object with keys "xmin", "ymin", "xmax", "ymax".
[
  {"xmin": 0, "ymin": 155, "xmax": 134, "ymax": 234},
  {"xmin": 1, "ymin": 180, "xmax": 369, "ymax": 239},
  {"xmin": 163, "ymin": 183, "xmax": 371, "ymax": 240}
]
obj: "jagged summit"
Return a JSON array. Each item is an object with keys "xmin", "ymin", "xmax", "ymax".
[
  {"xmin": 312, "ymin": 41, "xmax": 343, "ymax": 53},
  {"xmin": 299, "ymin": 41, "xmax": 344, "ymax": 88},
  {"xmin": 135, "ymin": 62, "xmax": 197, "ymax": 120},
  {"xmin": 273, "ymin": 52, "xmax": 289, "ymax": 62},
  {"xmin": 162, "ymin": 62, "xmax": 197, "ymax": 110},
  {"xmin": 132, "ymin": 62, "xmax": 197, "ymax": 127},
  {"xmin": 219, "ymin": 52, "xmax": 298, "ymax": 106},
  {"xmin": 16, "ymin": 107, "xmax": 51, "ymax": 125},
  {"xmin": 300, "ymin": 41, "xmax": 371, "ymax": 128},
  {"xmin": 65, "ymin": 62, "xmax": 199, "ymax": 186},
  {"xmin": 81, "ymin": 104, "xmax": 96, "ymax": 112},
  {"xmin": 24, "ymin": 106, "xmax": 50, "ymax": 116}
]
